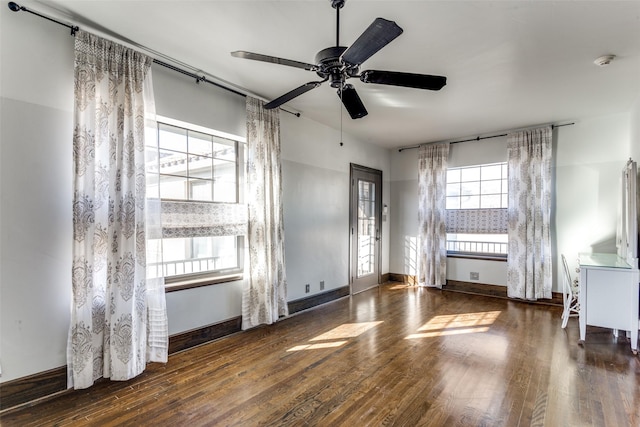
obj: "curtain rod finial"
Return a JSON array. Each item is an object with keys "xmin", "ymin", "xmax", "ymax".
[{"xmin": 8, "ymin": 2, "xmax": 23, "ymax": 12}]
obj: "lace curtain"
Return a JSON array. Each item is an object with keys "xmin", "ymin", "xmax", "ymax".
[
  {"xmin": 507, "ymin": 126, "xmax": 552, "ymax": 299},
  {"xmin": 418, "ymin": 143, "xmax": 450, "ymax": 288},
  {"xmin": 446, "ymin": 208, "xmax": 508, "ymax": 234},
  {"xmin": 160, "ymin": 200, "xmax": 247, "ymax": 238},
  {"xmin": 68, "ymin": 31, "xmax": 167, "ymax": 389},
  {"xmin": 242, "ymin": 97, "xmax": 288, "ymax": 329}
]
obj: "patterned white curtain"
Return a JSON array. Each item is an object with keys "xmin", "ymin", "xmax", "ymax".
[
  {"xmin": 418, "ymin": 143, "xmax": 450, "ymax": 288},
  {"xmin": 68, "ymin": 31, "xmax": 168, "ymax": 389},
  {"xmin": 507, "ymin": 126, "xmax": 552, "ymax": 300},
  {"xmin": 242, "ymin": 97, "xmax": 288, "ymax": 330}
]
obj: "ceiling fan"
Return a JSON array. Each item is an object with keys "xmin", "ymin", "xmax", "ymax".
[{"xmin": 231, "ymin": 0, "xmax": 446, "ymax": 119}]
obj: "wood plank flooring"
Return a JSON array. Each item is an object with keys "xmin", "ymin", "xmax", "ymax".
[{"xmin": 2, "ymin": 283, "xmax": 639, "ymax": 426}]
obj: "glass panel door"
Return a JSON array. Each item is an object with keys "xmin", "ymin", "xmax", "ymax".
[
  {"xmin": 357, "ymin": 179, "xmax": 376, "ymax": 277},
  {"xmin": 350, "ymin": 164, "xmax": 382, "ymax": 294}
]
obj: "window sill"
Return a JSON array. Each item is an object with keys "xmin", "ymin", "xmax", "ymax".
[
  {"xmin": 165, "ymin": 273, "xmax": 244, "ymax": 293},
  {"xmin": 447, "ymin": 253, "xmax": 507, "ymax": 262}
]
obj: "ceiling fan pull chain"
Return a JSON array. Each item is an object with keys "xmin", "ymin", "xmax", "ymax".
[{"xmin": 339, "ymin": 84, "xmax": 344, "ymax": 146}]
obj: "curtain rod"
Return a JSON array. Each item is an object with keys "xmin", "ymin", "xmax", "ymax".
[
  {"xmin": 7, "ymin": 1, "xmax": 301, "ymax": 118},
  {"xmin": 397, "ymin": 123, "xmax": 575, "ymax": 152}
]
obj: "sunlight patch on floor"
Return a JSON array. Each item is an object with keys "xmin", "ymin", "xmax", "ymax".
[
  {"xmin": 389, "ymin": 284, "xmax": 412, "ymax": 290},
  {"xmin": 287, "ymin": 341, "xmax": 348, "ymax": 352},
  {"xmin": 405, "ymin": 311, "xmax": 501, "ymax": 339},
  {"xmin": 286, "ymin": 321, "xmax": 383, "ymax": 352},
  {"xmin": 406, "ymin": 327, "xmax": 491, "ymax": 339},
  {"xmin": 309, "ymin": 321, "xmax": 383, "ymax": 341}
]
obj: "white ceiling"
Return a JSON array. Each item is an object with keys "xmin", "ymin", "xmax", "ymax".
[{"xmin": 32, "ymin": 0, "xmax": 640, "ymax": 149}]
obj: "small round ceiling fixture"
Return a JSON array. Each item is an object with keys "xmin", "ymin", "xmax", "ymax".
[{"xmin": 594, "ymin": 55, "xmax": 616, "ymax": 67}]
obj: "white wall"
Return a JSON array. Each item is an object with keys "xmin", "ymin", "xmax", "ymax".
[
  {"xmin": 554, "ymin": 113, "xmax": 632, "ymax": 280},
  {"xmin": 631, "ymin": 96, "xmax": 640, "ymax": 163},
  {"xmin": 281, "ymin": 113, "xmax": 391, "ymax": 301},
  {"xmin": 389, "ymin": 113, "xmax": 633, "ymax": 293},
  {"xmin": 1, "ymin": 5, "xmax": 75, "ymax": 382},
  {"xmin": 0, "ymin": 5, "xmax": 391, "ymax": 383}
]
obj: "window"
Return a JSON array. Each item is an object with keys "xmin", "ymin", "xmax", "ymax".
[
  {"xmin": 446, "ymin": 163, "xmax": 507, "ymax": 209},
  {"xmin": 148, "ymin": 118, "xmax": 246, "ymax": 288},
  {"xmin": 446, "ymin": 162, "xmax": 508, "ymax": 257},
  {"xmin": 158, "ymin": 123, "xmax": 238, "ymax": 203}
]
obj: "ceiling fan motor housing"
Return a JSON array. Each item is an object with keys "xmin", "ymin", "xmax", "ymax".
[{"xmin": 315, "ymin": 46, "xmax": 359, "ymax": 87}]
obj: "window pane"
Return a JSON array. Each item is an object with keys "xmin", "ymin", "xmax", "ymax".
[
  {"xmin": 460, "ymin": 195, "xmax": 480, "ymax": 209},
  {"xmin": 481, "ymin": 179, "xmax": 502, "ymax": 195},
  {"xmin": 359, "ymin": 180, "xmax": 374, "ymax": 202},
  {"xmin": 159, "ymin": 149, "xmax": 188, "ymax": 177},
  {"xmin": 447, "ymin": 169, "xmax": 461, "ymax": 183},
  {"xmin": 446, "ymin": 183, "xmax": 460, "ymax": 197},
  {"xmin": 159, "ymin": 124, "xmax": 187, "ymax": 152},
  {"xmin": 502, "ymin": 164, "xmax": 508, "ymax": 178},
  {"xmin": 446, "ymin": 233, "xmax": 507, "ymax": 255},
  {"xmin": 448, "ymin": 233, "xmax": 508, "ymax": 243},
  {"xmin": 446, "ymin": 197, "xmax": 460, "ymax": 210},
  {"xmin": 214, "ymin": 161, "xmax": 237, "ymax": 203},
  {"xmin": 189, "ymin": 158, "xmax": 213, "ymax": 180},
  {"xmin": 481, "ymin": 194, "xmax": 502, "ymax": 208},
  {"xmin": 146, "ymin": 238, "xmax": 163, "ymax": 279},
  {"xmin": 160, "ymin": 175, "xmax": 188, "ymax": 200},
  {"xmin": 189, "ymin": 131, "xmax": 213, "ymax": 157},
  {"xmin": 460, "ymin": 167, "xmax": 480, "ymax": 182},
  {"xmin": 190, "ymin": 178, "xmax": 213, "ymax": 201},
  {"xmin": 460, "ymin": 181, "xmax": 480, "ymax": 196},
  {"xmin": 145, "ymin": 146, "xmax": 160, "ymax": 171},
  {"xmin": 146, "ymin": 179, "xmax": 159, "ymax": 200},
  {"xmin": 502, "ymin": 194, "xmax": 508, "ymax": 208},
  {"xmin": 213, "ymin": 137, "xmax": 236, "ymax": 162},
  {"xmin": 212, "ymin": 236, "xmax": 241, "ymax": 270},
  {"xmin": 481, "ymin": 164, "xmax": 502, "ymax": 180},
  {"xmin": 162, "ymin": 236, "xmax": 240, "ymax": 278}
]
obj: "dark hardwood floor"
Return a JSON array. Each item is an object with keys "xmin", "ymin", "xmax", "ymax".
[{"xmin": 2, "ymin": 283, "xmax": 639, "ymax": 426}]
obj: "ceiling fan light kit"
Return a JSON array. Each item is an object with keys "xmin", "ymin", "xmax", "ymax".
[{"xmin": 231, "ymin": 0, "xmax": 447, "ymax": 119}]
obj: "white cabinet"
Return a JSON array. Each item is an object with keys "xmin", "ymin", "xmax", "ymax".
[{"xmin": 578, "ymin": 253, "xmax": 639, "ymax": 354}]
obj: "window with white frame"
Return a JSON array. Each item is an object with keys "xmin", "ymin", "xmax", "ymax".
[
  {"xmin": 446, "ymin": 162, "xmax": 508, "ymax": 257},
  {"xmin": 147, "ymin": 118, "xmax": 246, "ymax": 287}
]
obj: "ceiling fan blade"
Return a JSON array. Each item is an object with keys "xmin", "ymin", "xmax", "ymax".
[
  {"xmin": 360, "ymin": 70, "xmax": 447, "ymax": 91},
  {"xmin": 264, "ymin": 81, "xmax": 324, "ymax": 109},
  {"xmin": 341, "ymin": 18, "xmax": 403, "ymax": 66},
  {"xmin": 231, "ymin": 51, "xmax": 318, "ymax": 71},
  {"xmin": 338, "ymin": 84, "xmax": 368, "ymax": 119}
]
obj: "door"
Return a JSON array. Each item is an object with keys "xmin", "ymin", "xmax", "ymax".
[{"xmin": 350, "ymin": 164, "xmax": 382, "ymax": 294}]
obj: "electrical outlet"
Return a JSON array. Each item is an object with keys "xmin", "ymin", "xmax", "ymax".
[
  {"xmin": 320, "ymin": 280, "xmax": 325, "ymax": 290},
  {"xmin": 470, "ymin": 272, "xmax": 480, "ymax": 280},
  {"xmin": 305, "ymin": 284, "xmax": 310, "ymax": 293}
]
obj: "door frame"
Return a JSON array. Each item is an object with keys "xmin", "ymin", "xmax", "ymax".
[{"xmin": 349, "ymin": 163, "xmax": 383, "ymax": 294}]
